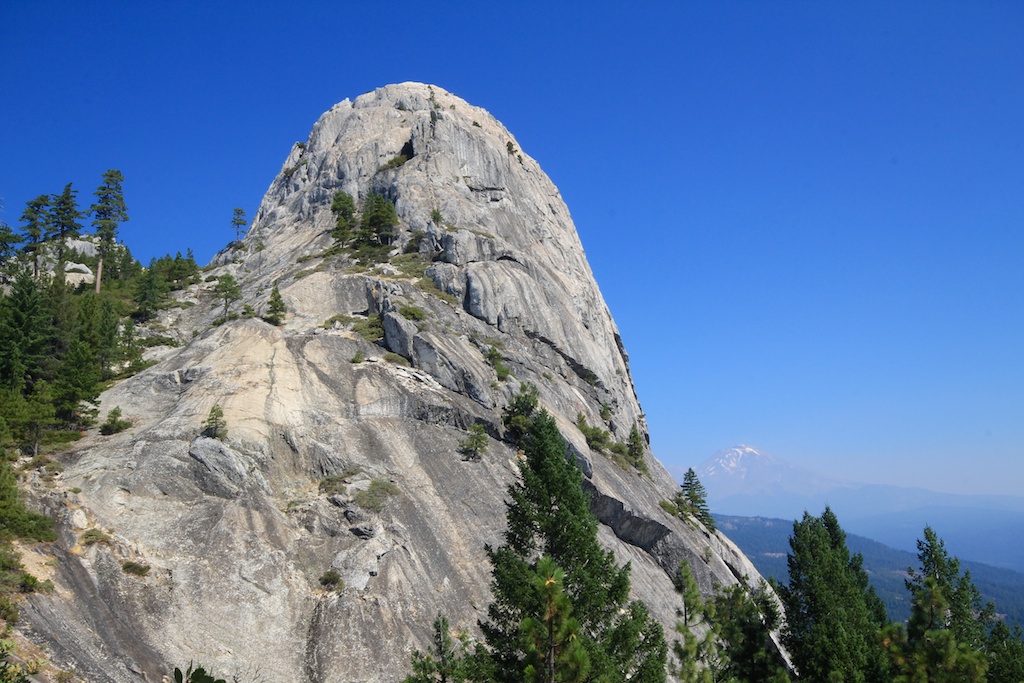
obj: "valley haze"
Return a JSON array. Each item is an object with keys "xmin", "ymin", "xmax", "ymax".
[{"xmin": 697, "ymin": 445, "xmax": 1024, "ymax": 573}]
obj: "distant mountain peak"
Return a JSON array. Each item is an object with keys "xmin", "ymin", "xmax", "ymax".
[{"xmin": 700, "ymin": 445, "xmax": 778, "ymax": 479}]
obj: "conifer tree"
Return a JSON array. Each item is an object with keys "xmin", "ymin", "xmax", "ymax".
[
  {"xmin": 49, "ymin": 183, "xmax": 83, "ymax": 268},
  {"xmin": 0, "ymin": 217, "xmax": 19, "ymax": 276},
  {"xmin": 672, "ymin": 561, "xmax": 718, "ymax": 683},
  {"xmin": 19, "ymin": 195, "xmax": 50, "ymax": 277},
  {"xmin": 712, "ymin": 583, "xmax": 791, "ymax": 683},
  {"xmin": 905, "ymin": 525, "xmax": 994, "ymax": 650},
  {"xmin": 360, "ymin": 193, "xmax": 399, "ymax": 245},
  {"xmin": 203, "ymin": 404, "xmax": 226, "ymax": 439},
  {"xmin": 678, "ymin": 468, "xmax": 715, "ymax": 531},
  {"xmin": 90, "ymin": 169, "xmax": 128, "ymax": 293},
  {"xmin": 458, "ymin": 423, "xmax": 489, "ymax": 462},
  {"xmin": 482, "ymin": 409, "xmax": 666, "ymax": 682},
  {"xmin": 231, "ymin": 208, "xmax": 247, "ymax": 243},
  {"xmin": 0, "ymin": 270, "xmax": 50, "ymax": 392},
  {"xmin": 134, "ymin": 259, "xmax": 167, "ymax": 321},
  {"xmin": 521, "ymin": 556, "xmax": 591, "ymax": 682},
  {"xmin": 263, "ymin": 283, "xmax": 286, "ymax": 326},
  {"xmin": 883, "ymin": 577, "xmax": 987, "ymax": 683},
  {"xmin": 213, "ymin": 274, "xmax": 241, "ymax": 321},
  {"xmin": 780, "ymin": 507, "xmax": 889, "ymax": 683},
  {"xmin": 330, "ymin": 190, "xmax": 357, "ymax": 243},
  {"xmin": 626, "ymin": 424, "xmax": 645, "ymax": 470},
  {"xmin": 404, "ymin": 614, "xmax": 476, "ymax": 683}
]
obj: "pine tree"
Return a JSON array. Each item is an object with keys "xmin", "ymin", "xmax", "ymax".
[
  {"xmin": 678, "ymin": 468, "xmax": 715, "ymax": 531},
  {"xmin": 231, "ymin": 208, "xmax": 247, "ymax": 243},
  {"xmin": 404, "ymin": 613, "xmax": 476, "ymax": 683},
  {"xmin": 521, "ymin": 556, "xmax": 591, "ymax": 683},
  {"xmin": 905, "ymin": 526, "xmax": 994, "ymax": 650},
  {"xmin": 626, "ymin": 424, "xmax": 645, "ymax": 470},
  {"xmin": 780, "ymin": 507, "xmax": 889, "ymax": 683},
  {"xmin": 52, "ymin": 338, "xmax": 100, "ymax": 426},
  {"xmin": 213, "ymin": 274, "xmax": 241, "ymax": 321},
  {"xmin": 133, "ymin": 259, "xmax": 167, "ymax": 321},
  {"xmin": 330, "ymin": 190, "xmax": 357, "ymax": 243},
  {"xmin": 482, "ymin": 409, "xmax": 666, "ymax": 682},
  {"xmin": 0, "ymin": 270, "xmax": 50, "ymax": 393},
  {"xmin": 49, "ymin": 183, "xmax": 83, "ymax": 268},
  {"xmin": 986, "ymin": 621, "xmax": 1024, "ymax": 683},
  {"xmin": 501, "ymin": 381, "xmax": 539, "ymax": 447},
  {"xmin": 360, "ymin": 193, "xmax": 399, "ymax": 245},
  {"xmin": 263, "ymin": 283, "xmax": 286, "ymax": 326},
  {"xmin": 18, "ymin": 195, "xmax": 49, "ymax": 277},
  {"xmin": 203, "ymin": 404, "xmax": 226, "ymax": 439},
  {"xmin": 712, "ymin": 583, "xmax": 791, "ymax": 683},
  {"xmin": 90, "ymin": 169, "xmax": 128, "ymax": 293},
  {"xmin": 0, "ymin": 217, "xmax": 19, "ymax": 276},
  {"xmin": 458, "ymin": 424, "xmax": 489, "ymax": 462},
  {"xmin": 882, "ymin": 577, "xmax": 987, "ymax": 683},
  {"xmin": 672, "ymin": 561, "xmax": 717, "ymax": 683}
]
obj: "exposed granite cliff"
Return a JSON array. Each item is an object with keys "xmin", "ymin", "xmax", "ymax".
[{"xmin": 23, "ymin": 83, "xmax": 768, "ymax": 682}]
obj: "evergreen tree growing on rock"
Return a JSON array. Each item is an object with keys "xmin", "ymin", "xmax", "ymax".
[
  {"xmin": 263, "ymin": 283, "xmax": 286, "ymax": 326},
  {"xmin": 676, "ymin": 468, "xmax": 715, "ymax": 531},
  {"xmin": 90, "ymin": 169, "xmax": 128, "ymax": 293},
  {"xmin": 482, "ymin": 409, "xmax": 666, "ymax": 682}
]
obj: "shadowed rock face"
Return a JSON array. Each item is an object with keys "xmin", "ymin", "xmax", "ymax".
[{"xmin": 25, "ymin": 83, "xmax": 765, "ymax": 682}]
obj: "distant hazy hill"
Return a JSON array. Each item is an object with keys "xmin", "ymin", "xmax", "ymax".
[
  {"xmin": 698, "ymin": 445, "xmax": 1024, "ymax": 572},
  {"xmin": 716, "ymin": 514, "xmax": 1024, "ymax": 627}
]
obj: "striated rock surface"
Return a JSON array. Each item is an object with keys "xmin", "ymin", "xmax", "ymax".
[{"xmin": 24, "ymin": 83, "xmax": 769, "ymax": 682}]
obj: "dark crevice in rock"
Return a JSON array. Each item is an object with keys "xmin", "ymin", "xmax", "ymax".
[
  {"xmin": 400, "ymin": 138, "xmax": 415, "ymax": 160},
  {"xmin": 524, "ymin": 329, "xmax": 605, "ymax": 392},
  {"xmin": 466, "ymin": 185, "xmax": 505, "ymax": 193},
  {"xmin": 583, "ymin": 480, "xmax": 678, "ymax": 580}
]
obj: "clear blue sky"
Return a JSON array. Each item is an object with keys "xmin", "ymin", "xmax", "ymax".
[{"xmin": 3, "ymin": 2, "xmax": 1022, "ymax": 496}]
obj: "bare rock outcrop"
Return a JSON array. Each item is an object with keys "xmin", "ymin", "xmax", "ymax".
[{"xmin": 24, "ymin": 84, "xmax": 770, "ymax": 682}]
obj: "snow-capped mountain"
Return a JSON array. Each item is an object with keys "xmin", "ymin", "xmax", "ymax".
[{"xmin": 697, "ymin": 445, "xmax": 845, "ymax": 503}]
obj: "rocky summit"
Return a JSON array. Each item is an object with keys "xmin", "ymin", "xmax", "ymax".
[{"xmin": 24, "ymin": 83, "xmax": 764, "ymax": 682}]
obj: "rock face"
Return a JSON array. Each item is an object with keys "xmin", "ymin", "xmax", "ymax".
[{"xmin": 25, "ymin": 84, "xmax": 766, "ymax": 682}]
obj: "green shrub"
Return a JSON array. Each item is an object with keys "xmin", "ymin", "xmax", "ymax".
[
  {"xmin": 0, "ymin": 595, "xmax": 19, "ymax": 623},
  {"xmin": 381, "ymin": 154, "xmax": 408, "ymax": 171},
  {"xmin": 403, "ymin": 231, "xmax": 426, "ymax": 255},
  {"xmin": 459, "ymin": 424, "xmax": 489, "ymax": 462},
  {"xmin": 318, "ymin": 475, "xmax": 348, "ymax": 496},
  {"xmin": 352, "ymin": 314, "xmax": 384, "ymax": 342},
  {"xmin": 323, "ymin": 313, "xmax": 357, "ymax": 329},
  {"xmin": 122, "ymin": 561, "xmax": 150, "ymax": 577},
  {"xmin": 352, "ymin": 479, "xmax": 399, "ymax": 513},
  {"xmin": 399, "ymin": 305, "xmax": 426, "ymax": 321},
  {"xmin": 383, "ymin": 352, "xmax": 410, "ymax": 367},
  {"xmin": 319, "ymin": 569, "xmax": 343, "ymax": 590},
  {"xmin": 391, "ymin": 253, "xmax": 428, "ymax": 278},
  {"xmin": 430, "ymin": 208, "xmax": 443, "ymax": 226},
  {"xmin": 576, "ymin": 413, "xmax": 611, "ymax": 453},
  {"xmin": 350, "ymin": 350, "xmax": 365, "ymax": 364},
  {"xmin": 81, "ymin": 528, "xmax": 112, "ymax": 546},
  {"xmin": 99, "ymin": 407, "xmax": 131, "ymax": 435},
  {"xmin": 502, "ymin": 382, "xmax": 539, "ymax": 447},
  {"xmin": 659, "ymin": 500, "xmax": 680, "ymax": 516},
  {"xmin": 485, "ymin": 346, "xmax": 510, "ymax": 380},
  {"xmin": 415, "ymin": 278, "xmax": 458, "ymax": 305}
]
